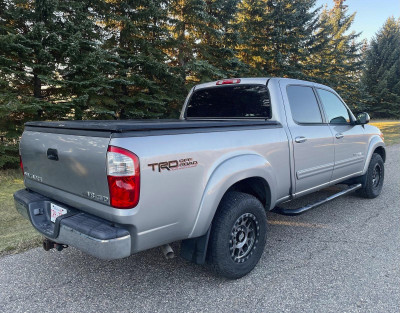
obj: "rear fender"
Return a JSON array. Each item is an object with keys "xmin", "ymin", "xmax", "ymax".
[{"xmin": 189, "ymin": 153, "xmax": 277, "ymax": 238}]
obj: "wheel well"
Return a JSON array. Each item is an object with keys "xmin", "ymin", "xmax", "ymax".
[
  {"xmin": 374, "ymin": 146, "xmax": 386, "ymax": 162},
  {"xmin": 226, "ymin": 177, "xmax": 271, "ymax": 210}
]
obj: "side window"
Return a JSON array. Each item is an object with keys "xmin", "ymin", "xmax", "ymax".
[
  {"xmin": 316, "ymin": 89, "xmax": 351, "ymax": 124},
  {"xmin": 287, "ymin": 86, "xmax": 323, "ymax": 124}
]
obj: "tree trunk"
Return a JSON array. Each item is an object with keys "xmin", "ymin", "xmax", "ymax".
[
  {"xmin": 33, "ymin": 73, "xmax": 44, "ymax": 118},
  {"xmin": 33, "ymin": 73, "xmax": 41, "ymax": 99}
]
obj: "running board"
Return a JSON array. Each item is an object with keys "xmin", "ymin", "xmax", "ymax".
[{"xmin": 271, "ymin": 184, "xmax": 362, "ymax": 216}]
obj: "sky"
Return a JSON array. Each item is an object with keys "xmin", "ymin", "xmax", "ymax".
[{"xmin": 315, "ymin": 0, "xmax": 400, "ymax": 42}]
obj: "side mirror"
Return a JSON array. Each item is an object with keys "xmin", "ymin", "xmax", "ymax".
[{"xmin": 356, "ymin": 112, "xmax": 370, "ymax": 125}]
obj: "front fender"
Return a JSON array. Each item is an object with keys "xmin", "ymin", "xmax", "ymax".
[
  {"xmin": 362, "ymin": 135, "xmax": 385, "ymax": 174},
  {"xmin": 188, "ymin": 153, "xmax": 277, "ymax": 238}
]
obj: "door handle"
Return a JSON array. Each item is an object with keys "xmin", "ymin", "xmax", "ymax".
[
  {"xmin": 295, "ymin": 136, "xmax": 307, "ymax": 143},
  {"xmin": 335, "ymin": 133, "xmax": 344, "ymax": 139}
]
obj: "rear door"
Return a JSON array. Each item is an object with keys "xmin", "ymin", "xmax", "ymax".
[
  {"xmin": 315, "ymin": 88, "xmax": 368, "ymax": 181},
  {"xmin": 282, "ymin": 83, "xmax": 335, "ymax": 195},
  {"xmin": 20, "ymin": 130, "xmax": 111, "ymax": 204}
]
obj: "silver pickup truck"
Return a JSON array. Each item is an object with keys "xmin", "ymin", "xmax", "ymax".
[{"xmin": 14, "ymin": 77, "xmax": 385, "ymax": 278}]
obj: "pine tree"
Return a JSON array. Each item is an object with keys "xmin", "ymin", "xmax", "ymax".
[
  {"xmin": 193, "ymin": 0, "xmax": 247, "ymax": 81},
  {"xmin": 0, "ymin": 0, "xmax": 65, "ymax": 167},
  {"xmin": 236, "ymin": 0, "xmax": 321, "ymax": 78},
  {"xmin": 306, "ymin": 0, "xmax": 363, "ymax": 108},
  {"xmin": 362, "ymin": 17, "xmax": 400, "ymax": 118},
  {"xmin": 263, "ymin": 0, "xmax": 321, "ymax": 78},
  {"xmin": 55, "ymin": 0, "xmax": 116, "ymax": 120},
  {"xmin": 235, "ymin": 0, "xmax": 271, "ymax": 75},
  {"xmin": 104, "ymin": 0, "xmax": 181, "ymax": 119},
  {"xmin": 168, "ymin": 0, "xmax": 246, "ymax": 89},
  {"xmin": 0, "ymin": 0, "xmax": 114, "ymax": 167}
]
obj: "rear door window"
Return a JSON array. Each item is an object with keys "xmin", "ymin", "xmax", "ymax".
[
  {"xmin": 185, "ymin": 85, "xmax": 271, "ymax": 118},
  {"xmin": 287, "ymin": 86, "xmax": 323, "ymax": 124}
]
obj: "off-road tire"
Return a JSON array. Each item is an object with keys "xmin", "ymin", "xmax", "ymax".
[
  {"xmin": 207, "ymin": 192, "xmax": 267, "ymax": 279},
  {"xmin": 357, "ymin": 153, "xmax": 384, "ymax": 198}
]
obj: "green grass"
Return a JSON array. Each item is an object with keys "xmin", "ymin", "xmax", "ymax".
[
  {"xmin": 371, "ymin": 121, "xmax": 400, "ymax": 146},
  {"xmin": 0, "ymin": 121, "xmax": 399, "ymax": 257},
  {"xmin": 0, "ymin": 169, "xmax": 41, "ymax": 256}
]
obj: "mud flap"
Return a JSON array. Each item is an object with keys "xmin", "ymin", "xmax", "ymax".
[{"xmin": 180, "ymin": 227, "xmax": 211, "ymax": 265}]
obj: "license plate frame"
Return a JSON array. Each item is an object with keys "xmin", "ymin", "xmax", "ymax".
[{"xmin": 50, "ymin": 203, "xmax": 68, "ymax": 223}]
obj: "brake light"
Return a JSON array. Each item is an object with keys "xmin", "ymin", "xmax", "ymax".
[
  {"xmin": 216, "ymin": 78, "xmax": 241, "ymax": 85},
  {"xmin": 107, "ymin": 146, "xmax": 140, "ymax": 209},
  {"xmin": 19, "ymin": 154, "xmax": 24, "ymax": 176}
]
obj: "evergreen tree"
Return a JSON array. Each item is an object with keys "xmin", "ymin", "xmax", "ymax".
[
  {"xmin": 235, "ymin": 0, "xmax": 271, "ymax": 75},
  {"xmin": 0, "ymin": 0, "xmax": 65, "ymax": 167},
  {"xmin": 362, "ymin": 17, "xmax": 400, "ymax": 118},
  {"xmin": 306, "ymin": 0, "xmax": 363, "ymax": 108},
  {"xmin": 104, "ymin": 0, "xmax": 182, "ymax": 119},
  {"xmin": 168, "ymin": 0, "xmax": 246, "ymax": 87},
  {"xmin": 194, "ymin": 0, "xmax": 247, "ymax": 80},
  {"xmin": 264, "ymin": 0, "xmax": 321, "ymax": 78},
  {"xmin": 55, "ymin": 0, "xmax": 116, "ymax": 120},
  {"xmin": 0, "ymin": 0, "xmax": 114, "ymax": 166},
  {"xmin": 236, "ymin": 0, "xmax": 321, "ymax": 78}
]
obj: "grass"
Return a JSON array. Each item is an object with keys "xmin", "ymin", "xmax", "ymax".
[
  {"xmin": 371, "ymin": 120, "xmax": 400, "ymax": 146},
  {"xmin": 0, "ymin": 121, "xmax": 399, "ymax": 257},
  {"xmin": 0, "ymin": 169, "xmax": 41, "ymax": 256}
]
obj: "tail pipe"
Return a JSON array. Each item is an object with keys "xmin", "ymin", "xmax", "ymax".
[{"xmin": 161, "ymin": 244, "xmax": 175, "ymax": 259}]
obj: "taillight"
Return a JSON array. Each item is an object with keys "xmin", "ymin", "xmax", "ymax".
[
  {"xmin": 107, "ymin": 146, "xmax": 140, "ymax": 209},
  {"xmin": 19, "ymin": 154, "xmax": 24, "ymax": 176},
  {"xmin": 216, "ymin": 78, "xmax": 241, "ymax": 85}
]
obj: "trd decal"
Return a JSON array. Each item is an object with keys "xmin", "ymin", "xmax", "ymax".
[{"xmin": 148, "ymin": 158, "xmax": 198, "ymax": 172}]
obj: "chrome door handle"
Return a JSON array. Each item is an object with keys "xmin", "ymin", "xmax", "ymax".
[
  {"xmin": 335, "ymin": 133, "xmax": 344, "ymax": 139},
  {"xmin": 295, "ymin": 136, "xmax": 307, "ymax": 143}
]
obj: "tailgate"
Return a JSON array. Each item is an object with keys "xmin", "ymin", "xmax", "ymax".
[{"xmin": 20, "ymin": 130, "xmax": 111, "ymax": 205}]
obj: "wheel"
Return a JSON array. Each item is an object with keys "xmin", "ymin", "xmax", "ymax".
[
  {"xmin": 358, "ymin": 153, "xmax": 384, "ymax": 198},
  {"xmin": 207, "ymin": 191, "xmax": 267, "ymax": 279}
]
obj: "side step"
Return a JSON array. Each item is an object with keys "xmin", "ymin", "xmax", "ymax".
[{"xmin": 271, "ymin": 184, "xmax": 362, "ymax": 216}]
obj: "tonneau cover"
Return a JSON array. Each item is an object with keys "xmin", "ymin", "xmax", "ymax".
[{"xmin": 25, "ymin": 119, "xmax": 277, "ymax": 133}]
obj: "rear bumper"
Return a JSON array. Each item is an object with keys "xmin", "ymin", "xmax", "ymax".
[{"xmin": 14, "ymin": 189, "xmax": 131, "ymax": 260}]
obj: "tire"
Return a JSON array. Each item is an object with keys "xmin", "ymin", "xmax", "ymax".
[
  {"xmin": 357, "ymin": 153, "xmax": 384, "ymax": 198},
  {"xmin": 207, "ymin": 191, "xmax": 267, "ymax": 279}
]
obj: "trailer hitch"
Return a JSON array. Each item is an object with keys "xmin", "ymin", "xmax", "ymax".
[{"xmin": 43, "ymin": 238, "xmax": 68, "ymax": 251}]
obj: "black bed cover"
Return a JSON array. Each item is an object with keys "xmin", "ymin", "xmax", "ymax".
[{"xmin": 25, "ymin": 119, "xmax": 279, "ymax": 133}]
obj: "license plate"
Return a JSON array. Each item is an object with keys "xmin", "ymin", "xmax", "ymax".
[{"xmin": 50, "ymin": 203, "xmax": 67, "ymax": 223}]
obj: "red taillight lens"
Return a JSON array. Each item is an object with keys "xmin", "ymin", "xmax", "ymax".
[
  {"xmin": 19, "ymin": 154, "xmax": 24, "ymax": 176},
  {"xmin": 216, "ymin": 78, "xmax": 241, "ymax": 85},
  {"xmin": 107, "ymin": 146, "xmax": 140, "ymax": 209}
]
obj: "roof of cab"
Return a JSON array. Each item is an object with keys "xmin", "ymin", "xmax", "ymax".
[{"xmin": 193, "ymin": 77, "xmax": 335, "ymax": 94}]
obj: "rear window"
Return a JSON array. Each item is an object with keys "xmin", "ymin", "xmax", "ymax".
[{"xmin": 185, "ymin": 85, "xmax": 271, "ymax": 118}]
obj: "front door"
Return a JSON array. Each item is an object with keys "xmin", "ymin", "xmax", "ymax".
[
  {"xmin": 316, "ymin": 88, "xmax": 369, "ymax": 181},
  {"xmin": 284, "ymin": 84, "xmax": 335, "ymax": 195}
]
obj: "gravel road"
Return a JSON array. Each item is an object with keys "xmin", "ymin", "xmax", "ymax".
[{"xmin": 0, "ymin": 144, "xmax": 399, "ymax": 313}]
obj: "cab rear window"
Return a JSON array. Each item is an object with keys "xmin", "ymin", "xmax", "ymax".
[{"xmin": 185, "ymin": 85, "xmax": 271, "ymax": 119}]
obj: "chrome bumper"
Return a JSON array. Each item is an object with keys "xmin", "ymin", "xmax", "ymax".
[{"xmin": 14, "ymin": 189, "xmax": 131, "ymax": 260}]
